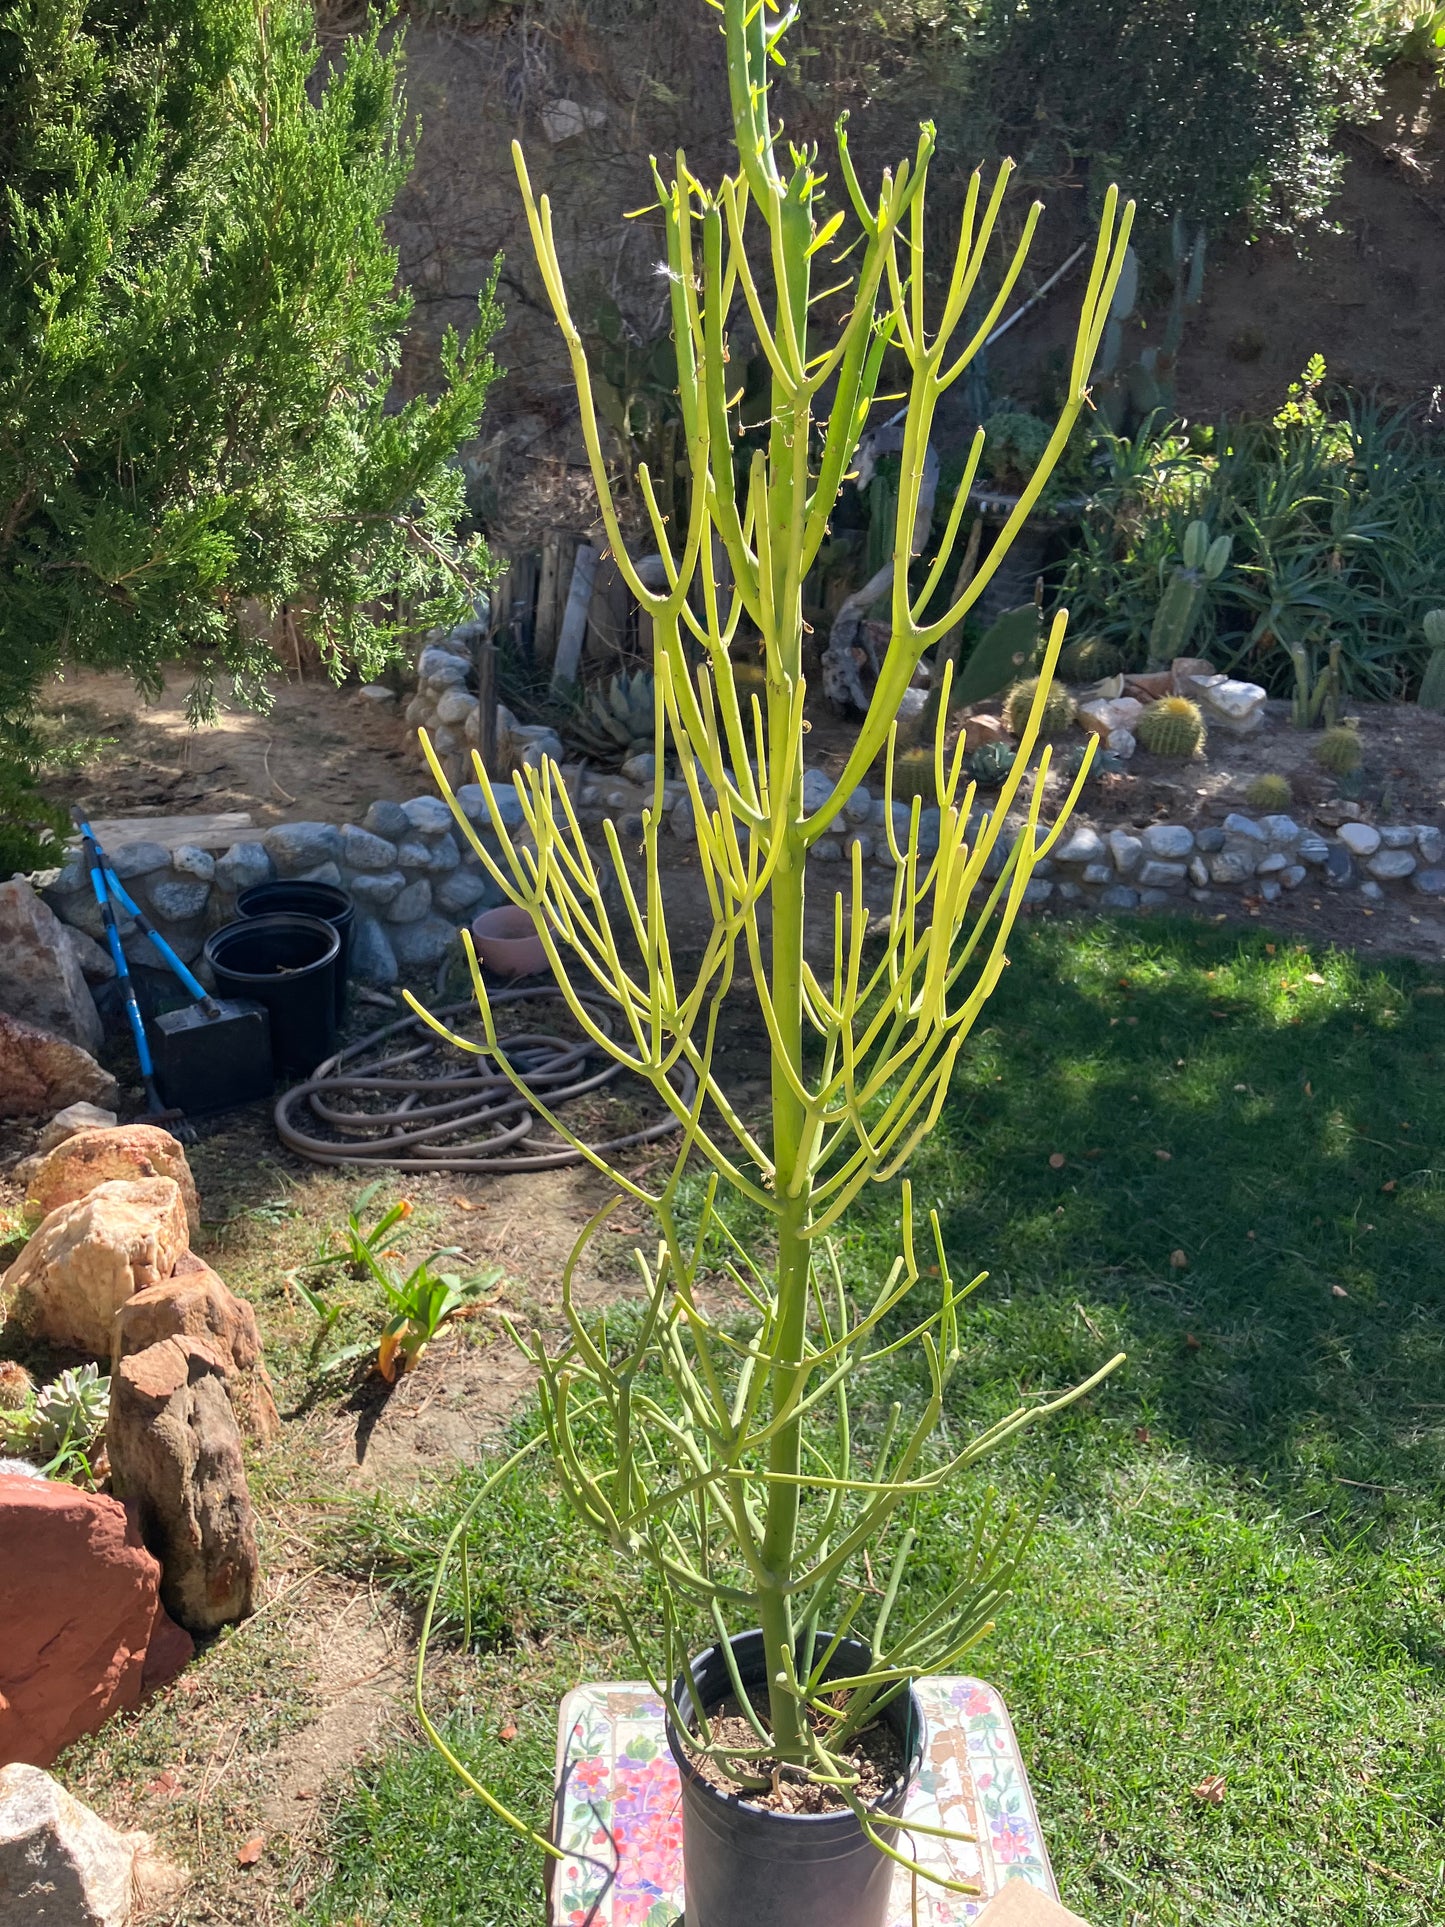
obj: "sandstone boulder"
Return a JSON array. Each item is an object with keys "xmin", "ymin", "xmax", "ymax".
[
  {"xmin": 0, "ymin": 1012, "xmax": 118, "ymax": 1120},
  {"xmin": 1, "ymin": 1178, "xmax": 189, "ymax": 1357},
  {"xmin": 0, "ymin": 877, "xmax": 104, "ymax": 1054},
  {"xmin": 107, "ymin": 1338, "xmax": 259, "ymax": 1633},
  {"xmin": 0, "ymin": 1477, "xmax": 192, "ymax": 1770},
  {"xmin": 113, "ymin": 1256, "xmax": 280, "ymax": 1444},
  {"xmin": 34, "ymin": 1102, "xmax": 120, "ymax": 1157},
  {"xmin": 24, "ymin": 1126, "xmax": 201, "ymax": 1237},
  {"xmin": 0, "ymin": 1763, "xmax": 186, "ymax": 1926}
]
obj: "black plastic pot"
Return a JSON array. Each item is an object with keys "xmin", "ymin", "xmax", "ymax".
[
  {"xmin": 204, "ymin": 913, "xmax": 340, "ymax": 1075},
  {"xmin": 665, "ymin": 1631, "xmax": 926, "ymax": 1927},
  {"xmin": 236, "ymin": 879, "xmax": 354, "ymax": 1020}
]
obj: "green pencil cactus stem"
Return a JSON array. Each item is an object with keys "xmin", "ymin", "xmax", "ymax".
[{"xmin": 409, "ymin": 0, "xmax": 1130, "ymax": 1860}]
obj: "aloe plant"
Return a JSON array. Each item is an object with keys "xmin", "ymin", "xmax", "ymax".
[{"xmin": 410, "ymin": 0, "xmax": 1130, "ymax": 1877}]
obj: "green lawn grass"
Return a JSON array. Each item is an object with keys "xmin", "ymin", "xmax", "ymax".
[{"xmin": 304, "ymin": 919, "xmax": 1445, "ymax": 1926}]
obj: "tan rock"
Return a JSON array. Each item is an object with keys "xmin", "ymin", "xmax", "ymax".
[
  {"xmin": 107, "ymin": 1337, "xmax": 259, "ymax": 1633},
  {"xmin": 25, "ymin": 1125, "xmax": 200, "ymax": 1236},
  {"xmin": 0, "ymin": 1762, "xmax": 186, "ymax": 1926},
  {"xmin": 0, "ymin": 877, "xmax": 103, "ymax": 1054},
  {"xmin": 1077, "ymin": 695, "xmax": 1143, "ymax": 741},
  {"xmin": 1, "ymin": 1178, "xmax": 189, "ymax": 1358},
  {"xmin": 960, "ymin": 713, "xmax": 1006, "ymax": 749},
  {"xmin": 33, "ymin": 1102, "xmax": 120, "ymax": 1157},
  {"xmin": 0, "ymin": 1011, "xmax": 118, "ymax": 1120},
  {"xmin": 1122, "ymin": 671, "xmax": 1172, "ymax": 702},
  {"xmin": 113, "ymin": 1257, "xmax": 280, "ymax": 1444},
  {"xmin": 1168, "ymin": 655, "xmax": 1214, "ymax": 693}
]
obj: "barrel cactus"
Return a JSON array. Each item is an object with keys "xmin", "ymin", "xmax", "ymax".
[
  {"xmin": 1245, "ymin": 773, "xmax": 1293, "ymax": 811},
  {"xmin": 1314, "ymin": 724, "xmax": 1362, "ymax": 777},
  {"xmin": 1004, "ymin": 676, "xmax": 1077, "ymax": 740},
  {"xmin": 0, "ymin": 1361, "xmax": 34, "ymax": 1411},
  {"xmin": 890, "ymin": 746, "xmax": 935, "ymax": 801},
  {"xmin": 1137, "ymin": 695, "xmax": 1206, "ymax": 758},
  {"xmin": 1058, "ymin": 636, "xmax": 1125, "ymax": 684}
]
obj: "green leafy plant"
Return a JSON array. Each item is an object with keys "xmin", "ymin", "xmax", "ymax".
[
  {"xmin": 407, "ymin": 0, "xmax": 1131, "ymax": 1880},
  {"xmin": 296, "ymin": 1186, "xmax": 499, "ymax": 1380},
  {"xmin": 980, "ymin": 411, "xmax": 1052, "ymax": 491},
  {"xmin": 0, "ymin": 0, "xmax": 499, "ymax": 868},
  {"xmin": 1137, "ymin": 695, "xmax": 1207, "ymax": 758},
  {"xmin": 3, "ymin": 1363, "xmax": 110, "ymax": 1483},
  {"xmin": 564, "ymin": 671, "xmax": 660, "ymax": 766},
  {"xmin": 1054, "ymin": 383, "xmax": 1445, "ymax": 700},
  {"xmin": 963, "ymin": 739, "xmax": 1019, "ymax": 786}
]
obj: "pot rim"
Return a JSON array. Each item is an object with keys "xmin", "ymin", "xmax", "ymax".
[
  {"xmin": 664, "ymin": 1628, "xmax": 926, "ymax": 1826},
  {"xmin": 204, "ymin": 912, "xmax": 340, "ymax": 979}
]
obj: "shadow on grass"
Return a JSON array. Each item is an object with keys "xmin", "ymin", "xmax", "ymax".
[{"xmin": 872, "ymin": 915, "xmax": 1445, "ymax": 1535}]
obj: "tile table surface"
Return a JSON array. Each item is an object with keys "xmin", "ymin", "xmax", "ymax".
[{"xmin": 548, "ymin": 1677, "xmax": 1057, "ymax": 1927}]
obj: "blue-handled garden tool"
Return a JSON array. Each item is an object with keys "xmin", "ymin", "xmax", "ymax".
[{"xmin": 74, "ymin": 815, "xmax": 274, "ymax": 1123}]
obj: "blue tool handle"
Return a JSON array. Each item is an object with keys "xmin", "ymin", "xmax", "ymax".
[
  {"xmin": 72, "ymin": 813, "xmax": 216, "ymax": 1013},
  {"xmin": 80, "ymin": 830, "xmax": 156, "ymax": 1081},
  {"xmin": 99, "ymin": 864, "xmax": 211, "ymax": 1005}
]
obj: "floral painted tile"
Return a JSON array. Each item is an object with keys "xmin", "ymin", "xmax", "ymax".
[{"xmin": 547, "ymin": 1678, "xmax": 1057, "ymax": 1926}]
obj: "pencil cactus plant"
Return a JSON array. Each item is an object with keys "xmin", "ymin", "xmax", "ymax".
[{"xmin": 410, "ymin": 0, "xmax": 1129, "ymax": 1895}]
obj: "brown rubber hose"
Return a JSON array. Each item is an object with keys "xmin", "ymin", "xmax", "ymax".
[{"xmin": 273, "ymin": 986, "xmax": 695, "ymax": 1173}]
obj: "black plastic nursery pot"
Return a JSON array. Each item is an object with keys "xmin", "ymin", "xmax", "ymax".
[
  {"xmin": 236, "ymin": 879, "xmax": 354, "ymax": 1020},
  {"xmin": 204, "ymin": 913, "xmax": 340, "ymax": 1075},
  {"xmin": 665, "ymin": 1630, "xmax": 926, "ymax": 1927}
]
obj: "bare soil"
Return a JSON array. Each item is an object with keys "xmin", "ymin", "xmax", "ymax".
[
  {"xmin": 36, "ymin": 667, "xmax": 419, "ymax": 831},
  {"xmin": 690, "ymin": 1691, "xmax": 905, "ymax": 1815}
]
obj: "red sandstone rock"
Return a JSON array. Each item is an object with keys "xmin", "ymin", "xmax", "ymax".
[
  {"xmin": 25, "ymin": 1126, "xmax": 201, "ymax": 1236},
  {"xmin": 0, "ymin": 1475, "xmax": 192, "ymax": 1770},
  {"xmin": 0, "ymin": 1011, "xmax": 118, "ymax": 1120}
]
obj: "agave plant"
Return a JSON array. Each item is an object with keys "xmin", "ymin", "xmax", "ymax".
[{"xmin": 564, "ymin": 670, "xmax": 658, "ymax": 767}]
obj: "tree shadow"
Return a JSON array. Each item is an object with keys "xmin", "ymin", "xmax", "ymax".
[{"xmin": 923, "ymin": 916, "xmax": 1445, "ymax": 1526}]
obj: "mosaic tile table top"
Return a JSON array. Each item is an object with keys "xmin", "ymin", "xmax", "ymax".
[{"xmin": 548, "ymin": 1677, "xmax": 1057, "ymax": 1927}]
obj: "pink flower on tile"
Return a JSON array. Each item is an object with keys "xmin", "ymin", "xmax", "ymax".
[
  {"xmin": 571, "ymin": 1754, "xmax": 610, "ymax": 1794},
  {"xmin": 990, "ymin": 1814, "xmax": 1034, "ymax": 1865}
]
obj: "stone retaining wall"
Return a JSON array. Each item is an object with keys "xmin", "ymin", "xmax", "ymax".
[
  {"xmin": 41, "ymin": 771, "xmax": 1443, "ymax": 1001},
  {"xmin": 42, "ymin": 790, "xmax": 518, "ymax": 991}
]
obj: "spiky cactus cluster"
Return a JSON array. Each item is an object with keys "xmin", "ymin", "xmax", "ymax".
[
  {"xmin": 1058, "ymin": 636, "xmax": 1124, "ymax": 684},
  {"xmin": 1004, "ymin": 677, "xmax": 1077, "ymax": 740},
  {"xmin": 1314, "ymin": 724, "xmax": 1362, "ymax": 777},
  {"xmin": 1137, "ymin": 695, "xmax": 1206, "ymax": 759},
  {"xmin": 1245, "ymin": 773, "xmax": 1293, "ymax": 811},
  {"xmin": 890, "ymin": 746, "xmax": 935, "ymax": 802},
  {"xmin": 0, "ymin": 1361, "xmax": 34, "ymax": 1411}
]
